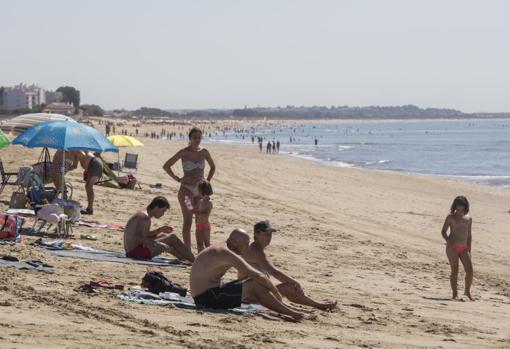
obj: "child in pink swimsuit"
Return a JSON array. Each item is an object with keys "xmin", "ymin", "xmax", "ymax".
[
  {"xmin": 187, "ymin": 180, "xmax": 213, "ymax": 253},
  {"xmin": 440, "ymin": 196, "xmax": 474, "ymax": 300}
]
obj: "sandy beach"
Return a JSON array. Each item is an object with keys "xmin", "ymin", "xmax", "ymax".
[{"xmin": 1, "ymin": 123, "xmax": 509, "ymax": 349}]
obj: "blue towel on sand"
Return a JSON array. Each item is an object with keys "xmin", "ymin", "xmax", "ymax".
[{"xmin": 118, "ymin": 290, "xmax": 266, "ymax": 314}]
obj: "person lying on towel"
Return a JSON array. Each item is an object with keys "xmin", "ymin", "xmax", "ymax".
[{"xmin": 123, "ymin": 196, "xmax": 194, "ymax": 262}]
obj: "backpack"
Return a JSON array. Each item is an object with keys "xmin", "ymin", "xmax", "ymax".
[
  {"xmin": 0, "ymin": 214, "xmax": 22, "ymax": 240},
  {"xmin": 141, "ymin": 271, "xmax": 187, "ymax": 297}
]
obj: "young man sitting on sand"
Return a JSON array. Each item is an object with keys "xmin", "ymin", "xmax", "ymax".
[
  {"xmin": 190, "ymin": 229, "xmax": 308, "ymax": 321},
  {"xmin": 241, "ymin": 220, "xmax": 336, "ymax": 310},
  {"xmin": 123, "ymin": 196, "xmax": 194, "ymax": 263}
]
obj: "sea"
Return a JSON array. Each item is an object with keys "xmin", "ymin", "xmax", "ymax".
[{"xmin": 206, "ymin": 119, "xmax": 510, "ymax": 188}]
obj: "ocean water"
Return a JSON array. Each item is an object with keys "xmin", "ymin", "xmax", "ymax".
[{"xmin": 206, "ymin": 119, "xmax": 510, "ymax": 187}]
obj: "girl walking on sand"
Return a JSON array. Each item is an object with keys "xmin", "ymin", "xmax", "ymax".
[{"xmin": 440, "ymin": 196, "xmax": 474, "ymax": 300}]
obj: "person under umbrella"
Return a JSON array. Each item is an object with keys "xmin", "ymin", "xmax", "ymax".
[
  {"xmin": 13, "ymin": 120, "xmax": 117, "ymax": 216},
  {"xmin": 52, "ymin": 150, "xmax": 103, "ymax": 215}
]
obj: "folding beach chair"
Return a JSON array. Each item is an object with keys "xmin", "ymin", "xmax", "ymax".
[
  {"xmin": 0, "ymin": 160, "xmax": 19, "ymax": 195},
  {"xmin": 123, "ymin": 153, "xmax": 139, "ymax": 171}
]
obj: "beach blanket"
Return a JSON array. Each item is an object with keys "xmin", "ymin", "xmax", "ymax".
[
  {"xmin": 0, "ymin": 257, "xmax": 55, "ymax": 273},
  {"xmin": 118, "ymin": 289, "xmax": 266, "ymax": 314},
  {"xmin": 35, "ymin": 239, "xmax": 187, "ymax": 267},
  {"xmin": 78, "ymin": 219, "xmax": 124, "ymax": 231}
]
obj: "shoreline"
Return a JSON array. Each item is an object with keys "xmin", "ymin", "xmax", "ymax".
[{"xmin": 206, "ymin": 139, "xmax": 510, "ymax": 190}]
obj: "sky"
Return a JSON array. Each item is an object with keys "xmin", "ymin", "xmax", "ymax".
[{"xmin": 1, "ymin": 0, "xmax": 510, "ymax": 112}]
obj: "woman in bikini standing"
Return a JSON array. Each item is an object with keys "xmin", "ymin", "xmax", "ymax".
[{"xmin": 163, "ymin": 127, "xmax": 216, "ymax": 249}]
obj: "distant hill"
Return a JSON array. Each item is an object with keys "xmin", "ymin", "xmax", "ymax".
[{"xmin": 108, "ymin": 105, "xmax": 510, "ymax": 119}]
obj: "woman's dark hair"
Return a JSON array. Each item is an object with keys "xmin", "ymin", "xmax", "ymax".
[
  {"xmin": 148, "ymin": 196, "xmax": 170, "ymax": 210},
  {"xmin": 188, "ymin": 127, "xmax": 203, "ymax": 140},
  {"xmin": 199, "ymin": 180, "xmax": 213, "ymax": 196},
  {"xmin": 450, "ymin": 196, "xmax": 469, "ymax": 214}
]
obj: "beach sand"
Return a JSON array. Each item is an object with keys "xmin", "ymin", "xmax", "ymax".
[{"xmin": 0, "ymin": 125, "xmax": 509, "ymax": 348}]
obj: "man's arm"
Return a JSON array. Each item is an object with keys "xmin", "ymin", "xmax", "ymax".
[
  {"xmin": 441, "ymin": 215, "xmax": 451, "ymax": 242},
  {"xmin": 135, "ymin": 217, "xmax": 167, "ymax": 249},
  {"xmin": 226, "ymin": 249, "xmax": 283, "ymax": 300},
  {"xmin": 252, "ymin": 249, "xmax": 300, "ymax": 287}
]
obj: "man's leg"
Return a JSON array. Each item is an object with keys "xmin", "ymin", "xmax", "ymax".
[
  {"xmin": 158, "ymin": 233, "xmax": 195, "ymax": 262},
  {"xmin": 277, "ymin": 283, "xmax": 337, "ymax": 310},
  {"xmin": 242, "ymin": 279, "xmax": 305, "ymax": 321}
]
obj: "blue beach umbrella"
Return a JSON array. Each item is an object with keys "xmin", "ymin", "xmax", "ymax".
[
  {"xmin": 12, "ymin": 120, "xmax": 118, "ymax": 152},
  {"xmin": 12, "ymin": 120, "xmax": 117, "ymax": 197}
]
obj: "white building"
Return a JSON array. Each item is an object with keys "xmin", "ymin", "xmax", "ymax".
[
  {"xmin": 2, "ymin": 83, "xmax": 46, "ymax": 111},
  {"xmin": 43, "ymin": 102, "xmax": 75, "ymax": 115}
]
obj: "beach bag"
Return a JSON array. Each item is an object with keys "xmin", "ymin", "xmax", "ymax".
[
  {"xmin": 0, "ymin": 214, "xmax": 20, "ymax": 240},
  {"xmin": 9, "ymin": 189, "xmax": 28, "ymax": 209},
  {"xmin": 142, "ymin": 271, "xmax": 187, "ymax": 297}
]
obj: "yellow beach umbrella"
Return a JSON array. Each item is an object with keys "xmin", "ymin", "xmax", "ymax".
[
  {"xmin": 107, "ymin": 135, "xmax": 144, "ymax": 147},
  {"xmin": 107, "ymin": 135, "xmax": 143, "ymax": 174}
]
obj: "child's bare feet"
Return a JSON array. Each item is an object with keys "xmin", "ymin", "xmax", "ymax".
[{"xmin": 452, "ymin": 290, "xmax": 458, "ymax": 299}]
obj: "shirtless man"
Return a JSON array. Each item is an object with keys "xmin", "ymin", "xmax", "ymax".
[
  {"xmin": 190, "ymin": 229, "xmax": 307, "ymax": 321},
  {"xmin": 241, "ymin": 220, "xmax": 336, "ymax": 310},
  {"xmin": 52, "ymin": 150, "xmax": 103, "ymax": 215},
  {"xmin": 124, "ymin": 196, "xmax": 194, "ymax": 262}
]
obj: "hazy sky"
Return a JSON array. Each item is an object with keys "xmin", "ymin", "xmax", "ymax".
[{"xmin": 2, "ymin": 0, "xmax": 510, "ymax": 112}]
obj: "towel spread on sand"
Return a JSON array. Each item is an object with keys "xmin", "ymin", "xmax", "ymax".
[
  {"xmin": 118, "ymin": 289, "xmax": 266, "ymax": 314},
  {"xmin": 0, "ymin": 258, "xmax": 55, "ymax": 273},
  {"xmin": 35, "ymin": 239, "xmax": 187, "ymax": 267},
  {"xmin": 78, "ymin": 219, "xmax": 124, "ymax": 231}
]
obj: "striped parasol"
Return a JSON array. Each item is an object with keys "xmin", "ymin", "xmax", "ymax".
[{"xmin": 0, "ymin": 113, "xmax": 75, "ymax": 135}]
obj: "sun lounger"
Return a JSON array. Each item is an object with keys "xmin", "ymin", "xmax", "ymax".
[{"xmin": 0, "ymin": 160, "xmax": 19, "ymax": 194}]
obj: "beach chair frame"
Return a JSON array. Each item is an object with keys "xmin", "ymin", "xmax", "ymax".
[
  {"xmin": 0, "ymin": 160, "xmax": 19, "ymax": 195},
  {"xmin": 122, "ymin": 153, "xmax": 139, "ymax": 171}
]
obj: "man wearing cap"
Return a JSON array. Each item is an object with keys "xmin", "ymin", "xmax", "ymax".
[
  {"xmin": 240, "ymin": 220, "xmax": 337, "ymax": 311},
  {"xmin": 189, "ymin": 228, "xmax": 307, "ymax": 321}
]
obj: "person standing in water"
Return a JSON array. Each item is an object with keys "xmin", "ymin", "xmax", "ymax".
[
  {"xmin": 163, "ymin": 127, "xmax": 216, "ymax": 249},
  {"xmin": 441, "ymin": 196, "xmax": 474, "ymax": 300}
]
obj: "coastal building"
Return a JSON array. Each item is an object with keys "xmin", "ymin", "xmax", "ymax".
[
  {"xmin": 2, "ymin": 83, "xmax": 46, "ymax": 111},
  {"xmin": 45, "ymin": 90, "xmax": 64, "ymax": 104},
  {"xmin": 43, "ymin": 102, "xmax": 75, "ymax": 115}
]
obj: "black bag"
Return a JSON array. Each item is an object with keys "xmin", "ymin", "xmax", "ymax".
[{"xmin": 142, "ymin": 271, "xmax": 187, "ymax": 297}]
